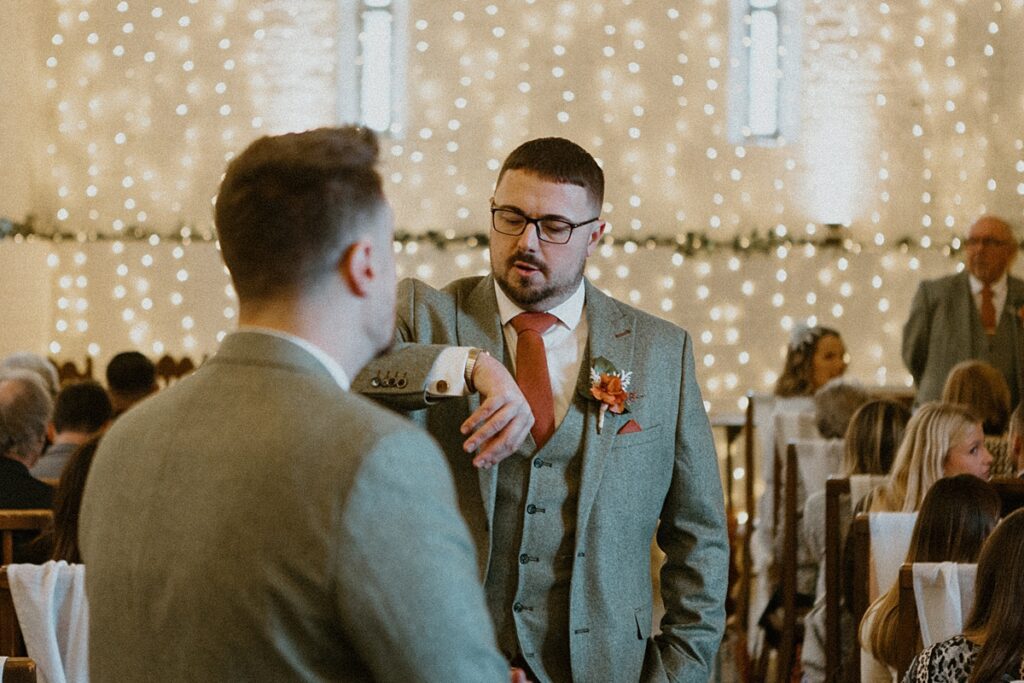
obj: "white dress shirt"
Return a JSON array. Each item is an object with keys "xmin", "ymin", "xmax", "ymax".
[
  {"xmin": 237, "ymin": 326, "xmax": 351, "ymax": 391},
  {"xmin": 969, "ymin": 272, "xmax": 1008, "ymax": 323},
  {"xmin": 426, "ymin": 280, "xmax": 589, "ymax": 428}
]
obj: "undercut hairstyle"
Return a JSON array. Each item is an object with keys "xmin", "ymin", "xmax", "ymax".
[
  {"xmin": 941, "ymin": 360, "xmax": 1011, "ymax": 435},
  {"xmin": 105, "ymin": 352, "xmax": 156, "ymax": 396},
  {"xmin": 842, "ymin": 399, "xmax": 911, "ymax": 477},
  {"xmin": 215, "ymin": 126, "xmax": 385, "ymax": 301},
  {"xmin": 814, "ymin": 378, "xmax": 870, "ymax": 439},
  {"xmin": 496, "ymin": 137, "xmax": 605, "ymax": 210},
  {"xmin": 53, "ymin": 380, "xmax": 112, "ymax": 434},
  {"xmin": 965, "ymin": 507, "xmax": 1024, "ymax": 682},
  {"xmin": 0, "ymin": 370, "xmax": 54, "ymax": 459},
  {"xmin": 862, "ymin": 474, "xmax": 1000, "ymax": 670}
]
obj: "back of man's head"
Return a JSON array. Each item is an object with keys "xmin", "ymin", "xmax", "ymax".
[
  {"xmin": 1, "ymin": 352, "xmax": 60, "ymax": 398},
  {"xmin": 54, "ymin": 380, "xmax": 112, "ymax": 435},
  {"xmin": 497, "ymin": 137, "xmax": 605, "ymax": 210},
  {"xmin": 0, "ymin": 370, "xmax": 54, "ymax": 463},
  {"xmin": 106, "ymin": 352, "xmax": 157, "ymax": 412},
  {"xmin": 215, "ymin": 126, "xmax": 385, "ymax": 303}
]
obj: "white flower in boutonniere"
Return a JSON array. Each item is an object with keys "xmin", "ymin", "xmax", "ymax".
[{"xmin": 588, "ymin": 356, "xmax": 639, "ymax": 433}]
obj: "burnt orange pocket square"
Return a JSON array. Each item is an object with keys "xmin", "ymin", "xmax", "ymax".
[{"xmin": 617, "ymin": 419, "xmax": 642, "ymax": 434}]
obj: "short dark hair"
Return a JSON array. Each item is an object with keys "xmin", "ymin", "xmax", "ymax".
[
  {"xmin": 105, "ymin": 352, "xmax": 156, "ymax": 395},
  {"xmin": 496, "ymin": 137, "xmax": 604, "ymax": 210},
  {"xmin": 215, "ymin": 126, "xmax": 385, "ymax": 301},
  {"xmin": 53, "ymin": 380, "xmax": 112, "ymax": 434}
]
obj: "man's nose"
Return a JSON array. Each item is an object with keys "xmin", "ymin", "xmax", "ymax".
[{"xmin": 516, "ymin": 221, "xmax": 542, "ymax": 251}]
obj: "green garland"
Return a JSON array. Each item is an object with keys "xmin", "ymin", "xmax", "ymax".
[{"xmin": 0, "ymin": 216, "xmax": 994, "ymax": 256}]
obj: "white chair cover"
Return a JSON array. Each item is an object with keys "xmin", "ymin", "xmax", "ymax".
[
  {"xmin": 912, "ymin": 562, "xmax": 977, "ymax": 647},
  {"xmin": 793, "ymin": 438, "xmax": 844, "ymax": 500},
  {"xmin": 868, "ymin": 512, "xmax": 917, "ymax": 600},
  {"xmin": 7, "ymin": 561, "xmax": 89, "ymax": 683}
]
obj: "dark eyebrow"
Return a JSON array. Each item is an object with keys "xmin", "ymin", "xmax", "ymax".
[{"xmin": 492, "ymin": 203, "xmax": 575, "ymax": 223}]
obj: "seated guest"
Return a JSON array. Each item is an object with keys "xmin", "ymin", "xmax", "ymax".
[
  {"xmin": 0, "ymin": 370, "xmax": 55, "ymax": 563},
  {"xmin": 0, "ymin": 370, "xmax": 55, "ymax": 509},
  {"xmin": 80, "ymin": 127, "xmax": 513, "ymax": 681},
  {"xmin": 800, "ymin": 399, "xmax": 911, "ymax": 682},
  {"xmin": 860, "ymin": 475, "xmax": 1000, "ymax": 681},
  {"xmin": 1, "ymin": 352, "xmax": 60, "ymax": 399},
  {"xmin": 1008, "ymin": 403, "xmax": 1024, "ymax": 478},
  {"xmin": 29, "ymin": 437, "xmax": 100, "ymax": 563},
  {"xmin": 813, "ymin": 377, "xmax": 870, "ymax": 440},
  {"xmin": 941, "ymin": 359, "xmax": 1013, "ymax": 476},
  {"xmin": 775, "ymin": 324, "xmax": 848, "ymax": 398},
  {"xmin": 864, "ymin": 402, "xmax": 992, "ymax": 513},
  {"xmin": 904, "ymin": 507, "xmax": 1024, "ymax": 681},
  {"xmin": 31, "ymin": 380, "xmax": 111, "ymax": 480},
  {"xmin": 105, "ymin": 351, "xmax": 158, "ymax": 417}
]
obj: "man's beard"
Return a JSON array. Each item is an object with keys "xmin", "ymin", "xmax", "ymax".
[{"xmin": 494, "ymin": 251, "xmax": 584, "ymax": 309}]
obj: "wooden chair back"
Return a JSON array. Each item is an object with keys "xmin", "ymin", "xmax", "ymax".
[
  {"xmin": 823, "ymin": 477, "xmax": 850, "ymax": 683},
  {"xmin": 0, "ymin": 511, "xmax": 53, "ymax": 565},
  {"xmin": 850, "ymin": 513, "xmax": 872, "ymax": 683},
  {"xmin": 0, "ymin": 567, "xmax": 26, "ymax": 656},
  {"xmin": 48, "ymin": 357, "xmax": 92, "ymax": 385},
  {"xmin": 737, "ymin": 391, "xmax": 757, "ymax": 633},
  {"xmin": 155, "ymin": 354, "xmax": 197, "ymax": 386},
  {"xmin": 772, "ymin": 442, "xmax": 802, "ymax": 682},
  {"xmin": 2, "ymin": 657, "xmax": 36, "ymax": 683},
  {"xmin": 895, "ymin": 564, "xmax": 919, "ymax": 677}
]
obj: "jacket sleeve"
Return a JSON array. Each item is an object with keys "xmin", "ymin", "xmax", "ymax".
[
  {"xmin": 901, "ymin": 281, "xmax": 932, "ymax": 385},
  {"xmin": 643, "ymin": 332, "xmax": 729, "ymax": 683}
]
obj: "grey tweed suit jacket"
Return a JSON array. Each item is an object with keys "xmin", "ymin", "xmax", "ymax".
[
  {"xmin": 902, "ymin": 271, "xmax": 1024, "ymax": 405},
  {"xmin": 80, "ymin": 331, "xmax": 509, "ymax": 682},
  {"xmin": 356, "ymin": 276, "xmax": 729, "ymax": 683}
]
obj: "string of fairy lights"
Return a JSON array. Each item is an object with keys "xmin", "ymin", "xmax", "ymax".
[{"xmin": 4, "ymin": 0, "xmax": 1021, "ymax": 415}]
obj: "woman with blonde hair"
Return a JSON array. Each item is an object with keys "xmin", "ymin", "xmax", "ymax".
[
  {"xmin": 866, "ymin": 402, "xmax": 992, "ymax": 513},
  {"xmin": 904, "ymin": 507, "xmax": 1024, "ymax": 681},
  {"xmin": 859, "ymin": 475, "xmax": 1000, "ymax": 681},
  {"xmin": 942, "ymin": 359, "xmax": 1014, "ymax": 476}
]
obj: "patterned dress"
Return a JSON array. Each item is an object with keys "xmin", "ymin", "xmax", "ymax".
[{"xmin": 903, "ymin": 635, "xmax": 1024, "ymax": 682}]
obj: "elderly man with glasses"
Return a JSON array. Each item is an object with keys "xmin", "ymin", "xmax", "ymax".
[
  {"xmin": 903, "ymin": 215, "xmax": 1024, "ymax": 405},
  {"xmin": 356, "ymin": 137, "xmax": 727, "ymax": 683}
]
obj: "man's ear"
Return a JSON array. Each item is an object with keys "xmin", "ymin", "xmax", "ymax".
[
  {"xmin": 339, "ymin": 239, "xmax": 375, "ymax": 297},
  {"xmin": 585, "ymin": 221, "xmax": 608, "ymax": 257}
]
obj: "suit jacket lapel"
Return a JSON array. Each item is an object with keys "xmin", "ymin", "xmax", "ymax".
[
  {"xmin": 456, "ymin": 276, "xmax": 506, "ymax": 530},
  {"xmin": 575, "ymin": 280, "xmax": 636, "ymax": 533}
]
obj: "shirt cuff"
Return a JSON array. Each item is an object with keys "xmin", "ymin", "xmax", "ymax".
[{"xmin": 426, "ymin": 347, "xmax": 472, "ymax": 397}]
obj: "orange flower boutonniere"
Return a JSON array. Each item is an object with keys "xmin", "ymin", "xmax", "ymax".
[{"xmin": 589, "ymin": 357, "xmax": 638, "ymax": 433}]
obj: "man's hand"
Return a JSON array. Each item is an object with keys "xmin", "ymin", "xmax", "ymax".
[
  {"xmin": 510, "ymin": 667, "xmax": 531, "ymax": 683},
  {"xmin": 460, "ymin": 351, "xmax": 533, "ymax": 469}
]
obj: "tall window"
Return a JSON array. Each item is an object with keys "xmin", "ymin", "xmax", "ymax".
[
  {"xmin": 728, "ymin": 0, "xmax": 801, "ymax": 145},
  {"xmin": 337, "ymin": 0, "xmax": 408, "ymax": 136}
]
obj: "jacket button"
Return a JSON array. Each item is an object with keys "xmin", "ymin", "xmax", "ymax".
[
  {"xmin": 519, "ymin": 553, "xmax": 529, "ymax": 564},
  {"xmin": 533, "ymin": 458, "xmax": 545, "ymax": 469},
  {"xmin": 513, "ymin": 602, "xmax": 524, "ymax": 613},
  {"xmin": 526, "ymin": 504, "xmax": 537, "ymax": 514}
]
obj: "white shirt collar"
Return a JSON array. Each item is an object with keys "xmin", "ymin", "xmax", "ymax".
[
  {"xmin": 237, "ymin": 326, "xmax": 350, "ymax": 391},
  {"xmin": 969, "ymin": 272, "xmax": 1008, "ymax": 296},
  {"xmin": 493, "ymin": 278, "xmax": 586, "ymax": 331}
]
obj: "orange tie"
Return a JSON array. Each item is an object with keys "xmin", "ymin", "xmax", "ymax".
[
  {"xmin": 981, "ymin": 284, "xmax": 997, "ymax": 335},
  {"xmin": 511, "ymin": 312, "xmax": 558, "ymax": 448}
]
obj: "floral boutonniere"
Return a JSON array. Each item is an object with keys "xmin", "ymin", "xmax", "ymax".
[
  {"xmin": 1017, "ymin": 304, "xmax": 1024, "ymax": 326},
  {"xmin": 589, "ymin": 356, "xmax": 639, "ymax": 433}
]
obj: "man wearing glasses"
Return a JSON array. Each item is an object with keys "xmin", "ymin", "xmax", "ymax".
[
  {"xmin": 357, "ymin": 137, "xmax": 727, "ymax": 683},
  {"xmin": 903, "ymin": 215, "xmax": 1024, "ymax": 405}
]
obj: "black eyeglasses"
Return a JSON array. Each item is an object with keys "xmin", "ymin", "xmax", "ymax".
[{"xmin": 490, "ymin": 206, "xmax": 600, "ymax": 245}]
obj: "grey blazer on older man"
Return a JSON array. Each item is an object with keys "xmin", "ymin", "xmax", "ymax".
[
  {"xmin": 356, "ymin": 276, "xmax": 728, "ymax": 683},
  {"xmin": 902, "ymin": 271, "xmax": 1024, "ymax": 406},
  {"xmin": 80, "ymin": 331, "xmax": 509, "ymax": 682}
]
